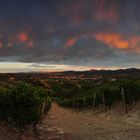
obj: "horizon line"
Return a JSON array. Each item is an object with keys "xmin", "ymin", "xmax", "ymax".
[{"xmin": 0, "ymin": 67, "xmax": 139, "ymax": 74}]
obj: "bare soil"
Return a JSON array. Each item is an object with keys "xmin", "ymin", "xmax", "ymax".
[
  {"xmin": 0, "ymin": 103, "xmax": 140, "ymax": 140},
  {"xmin": 43, "ymin": 103, "xmax": 140, "ymax": 140}
]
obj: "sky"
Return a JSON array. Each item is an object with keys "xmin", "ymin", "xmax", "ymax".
[{"xmin": 0, "ymin": 0, "xmax": 140, "ymax": 72}]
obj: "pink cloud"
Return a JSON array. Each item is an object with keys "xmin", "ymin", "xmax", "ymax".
[
  {"xmin": 18, "ymin": 32, "xmax": 28, "ymax": 42},
  {"xmin": 65, "ymin": 31, "xmax": 140, "ymax": 53},
  {"xmin": 66, "ymin": 38, "xmax": 78, "ymax": 47}
]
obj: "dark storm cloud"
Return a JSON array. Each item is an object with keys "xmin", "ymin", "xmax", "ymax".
[{"xmin": 0, "ymin": 0, "xmax": 140, "ymax": 68}]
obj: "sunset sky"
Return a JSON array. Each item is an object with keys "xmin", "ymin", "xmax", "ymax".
[{"xmin": 0, "ymin": 0, "xmax": 140, "ymax": 72}]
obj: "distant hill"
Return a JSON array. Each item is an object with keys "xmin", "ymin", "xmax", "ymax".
[
  {"xmin": 0, "ymin": 68, "xmax": 140, "ymax": 78},
  {"xmin": 57, "ymin": 68, "xmax": 140, "ymax": 76}
]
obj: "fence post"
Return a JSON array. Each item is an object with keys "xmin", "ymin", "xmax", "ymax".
[
  {"xmin": 74, "ymin": 99, "xmax": 75, "ymax": 109},
  {"xmin": 121, "ymin": 87, "xmax": 128, "ymax": 113},
  {"xmin": 103, "ymin": 93, "xmax": 106, "ymax": 112},
  {"xmin": 83, "ymin": 96, "xmax": 86, "ymax": 107},
  {"xmin": 77, "ymin": 99, "xmax": 79, "ymax": 109},
  {"xmin": 93, "ymin": 92, "xmax": 96, "ymax": 111}
]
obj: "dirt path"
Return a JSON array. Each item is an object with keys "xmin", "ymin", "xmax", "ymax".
[
  {"xmin": 0, "ymin": 103, "xmax": 140, "ymax": 140},
  {"xmin": 43, "ymin": 103, "xmax": 140, "ymax": 140}
]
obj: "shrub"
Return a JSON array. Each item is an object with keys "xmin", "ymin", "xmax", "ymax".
[{"xmin": 0, "ymin": 82, "xmax": 51, "ymax": 129}]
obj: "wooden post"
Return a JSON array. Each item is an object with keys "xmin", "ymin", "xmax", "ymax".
[
  {"xmin": 93, "ymin": 92, "xmax": 97, "ymax": 111},
  {"xmin": 121, "ymin": 87, "xmax": 128, "ymax": 113},
  {"xmin": 83, "ymin": 96, "xmax": 86, "ymax": 107},
  {"xmin": 74, "ymin": 99, "xmax": 75, "ymax": 108},
  {"xmin": 103, "ymin": 93, "xmax": 106, "ymax": 112},
  {"xmin": 41, "ymin": 102, "xmax": 46, "ymax": 116},
  {"xmin": 77, "ymin": 99, "xmax": 79, "ymax": 109}
]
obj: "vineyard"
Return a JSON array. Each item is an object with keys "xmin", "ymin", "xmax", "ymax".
[
  {"xmin": 49, "ymin": 78, "xmax": 140, "ymax": 113},
  {"xmin": 0, "ymin": 81, "xmax": 51, "ymax": 130},
  {"xmin": 0, "ymin": 76, "xmax": 140, "ymax": 135}
]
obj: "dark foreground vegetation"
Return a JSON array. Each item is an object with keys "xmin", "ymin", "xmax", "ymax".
[{"xmin": 0, "ymin": 81, "xmax": 51, "ymax": 131}]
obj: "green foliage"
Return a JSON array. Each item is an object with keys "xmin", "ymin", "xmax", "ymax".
[
  {"xmin": 56, "ymin": 78, "xmax": 140, "ymax": 111},
  {"xmin": 100, "ymin": 86, "xmax": 121, "ymax": 108},
  {"xmin": 119, "ymin": 79, "xmax": 140, "ymax": 104},
  {"xmin": 0, "ymin": 82, "xmax": 51, "ymax": 129}
]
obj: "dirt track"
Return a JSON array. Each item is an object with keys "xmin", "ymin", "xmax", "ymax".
[
  {"xmin": 42, "ymin": 103, "xmax": 140, "ymax": 140},
  {"xmin": 0, "ymin": 103, "xmax": 140, "ymax": 140}
]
